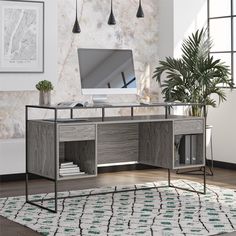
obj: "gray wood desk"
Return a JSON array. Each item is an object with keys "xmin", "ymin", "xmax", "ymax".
[{"xmin": 25, "ymin": 103, "xmax": 206, "ymax": 212}]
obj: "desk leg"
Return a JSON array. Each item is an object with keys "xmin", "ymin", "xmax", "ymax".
[
  {"xmin": 54, "ymin": 180, "xmax": 58, "ymax": 212},
  {"xmin": 70, "ymin": 109, "xmax": 73, "ymax": 119},
  {"xmin": 131, "ymin": 107, "xmax": 134, "ymax": 117},
  {"xmin": 28, "ymin": 168, "xmax": 206, "ymax": 214},
  {"xmin": 102, "ymin": 108, "xmax": 105, "ymax": 121},
  {"xmin": 25, "ymin": 107, "xmax": 58, "ymax": 213},
  {"xmin": 54, "ymin": 109, "xmax": 58, "ymax": 213},
  {"xmin": 25, "ymin": 106, "xmax": 28, "ymax": 202},
  {"xmin": 25, "ymin": 173, "xmax": 29, "ymax": 202},
  {"xmin": 25, "ymin": 173, "xmax": 58, "ymax": 213},
  {"xmin": 168, "ymin": 169, "xmax": 170, "ymax": 187},
  {"xmin": 168, "ymin": 168, "xmax": 206, "ymax": 194},
  {"xmin": 203, "ymin": 166, "xmax": 206, "ymax": 194},
  {"xmin": 165, "ymin": 106, "xmax": 171, "ymax": 119}
]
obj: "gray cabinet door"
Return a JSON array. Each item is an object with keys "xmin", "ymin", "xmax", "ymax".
[
  {"xmin": 139, "ymin": 121, "xmax": 173, "ymax": 169},
  {"xmin": 97, "ymin": 123, "xmax": 139, "ymax": 165},
  {"xmin": 27, "ymin": 121, "xmax": 56, "ymax": 179}
]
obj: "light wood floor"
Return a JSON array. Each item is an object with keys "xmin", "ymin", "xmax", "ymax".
[{"xmin": 0, "ymin": 167, "xmax": 236, "ymax": 236}]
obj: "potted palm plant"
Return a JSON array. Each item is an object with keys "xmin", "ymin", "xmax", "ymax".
[
  {"xmin": 153, "ymin": 28, "xmax": 234, "ymax": 117},
  {"xmin": 36, "ymin": 80, "xmax": 54, "ymax": 106},
  {"xmin": 153, "ymin": 28, "xmax": 234, "ymax": 174}
]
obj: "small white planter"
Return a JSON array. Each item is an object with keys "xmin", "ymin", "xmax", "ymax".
[
  {"xmin": 206, "ymin": 125, "xmax": 213, "ymax": 167},
  {"xmin": 39, "ymin": 91, "xmax": 51, "ymax": 106},
  {"xmin": 206, "ymin": 125, "xmax": 212, "ymax": 146}
]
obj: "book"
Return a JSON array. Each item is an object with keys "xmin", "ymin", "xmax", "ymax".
[
  {"xmin": 59, "ymin": 167, "xmax": 81, "ymax": 173},
  {"xmin": 60, "ymin": 162, "xmax": 74, "ymax": 167},
  {"xmin": 60, "ymin": 172, "xmax": 85, "ymax": 177},
  {"xmin": 185, "ymin": 135, "xmax": 191, "ymax": 165},
  {"xmin": 60, "ymin": 164, "xmax": 78, "ymax": 168},
  {"xmin": 191, "ymin": 135, "xmax": 197, "ymax": 164},
  {"xmin": 56, "ymin": 101, "xmax": 88, "ymax": 108},
  {"xmin": 179, "ymin": 135, "xmax": 191, "ymax": 165}
]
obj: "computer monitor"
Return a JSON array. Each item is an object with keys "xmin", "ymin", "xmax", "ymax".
[{"xmin": 78, "ymin": 48, "xmax": 137, "ymax": 96}]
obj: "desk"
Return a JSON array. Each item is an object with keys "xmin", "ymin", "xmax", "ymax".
[{"xmin": 25, "ymin": 103, "xmax": 206, "ymax": 212}]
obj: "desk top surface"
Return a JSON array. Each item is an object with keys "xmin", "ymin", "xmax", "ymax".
[
  {"xmin": 30, "ymin": 115, "xmax": 204, "ymax": 125},
  {"xmin": 26, "ymin": 102, "xmax": 204, "ymax": 110}
]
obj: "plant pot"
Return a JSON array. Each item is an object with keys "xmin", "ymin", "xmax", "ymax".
[
  {"xmin": 206, "ymin": 125, "xmax": 213, "ymax": 163},
  {"xmin": 206, "ymin": 125, "xmax": 212, "ymax": 146},
  {"xmin": 39, "ymin": 91, "xmax": 51, "ymax": 106}
]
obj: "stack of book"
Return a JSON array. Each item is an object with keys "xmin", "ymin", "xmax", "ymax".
[{"xmin": 59, "ymin": 162, "xmax": 85, "ymax": 177}]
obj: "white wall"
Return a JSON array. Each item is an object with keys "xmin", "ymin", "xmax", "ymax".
[
  {"xmin": 159, "ymin": 0, "xmax": 174, "ymax": 59},
  {"xmin": 158, "ymin": 0, "xmax": 207, "ymax": 113},
  {"xmin": 174, "ymin": 0, "xmax": 207, "ymax": 57},
  {"xmin": 208, "ymin": 90, "xmax": 236, "ymax": 164},
  {"xmin": 0, "ymin": 139, "xmax": 25, "ymax": 174},
  {"xmin": 0, "ymin": 0, "xmax": 57, "ymax": 91},
  {"xmin": 0, "ymin": 0, "xmax": 57, "ymax": 175},
  {"xmin": 159, "ymin": 0, "xmax": 207, "ymax": 59}
]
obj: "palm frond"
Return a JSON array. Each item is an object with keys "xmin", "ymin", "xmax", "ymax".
[{"xmin": 152, "ymin": 27, "xmax": 234, "ymax": 113}]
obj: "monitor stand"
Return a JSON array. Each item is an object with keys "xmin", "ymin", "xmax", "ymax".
[{"xmin": 92, "ymin": 95, "xmax": 108, "ymax": 105}]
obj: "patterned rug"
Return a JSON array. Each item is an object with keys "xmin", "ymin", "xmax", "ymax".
[{"xmin": 0, "ymin": 180, "xmax": 236, "ymax": 236}]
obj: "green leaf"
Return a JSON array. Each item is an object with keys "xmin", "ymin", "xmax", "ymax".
[{"xmin": 152, "ymin": 27, "xmax": 234, "ymax": 115}]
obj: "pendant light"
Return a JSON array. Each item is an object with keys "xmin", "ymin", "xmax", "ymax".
[
  {"xmin": 108, "ymin": 0, "xmax": 116, "ymax": 25},
  {"xmin": 72, "ymin": 0, "xmax": 81, "ymax": 33},
  {"xmin": 136, "ymin": 0, "xmax": 144, "ymax": 18}
]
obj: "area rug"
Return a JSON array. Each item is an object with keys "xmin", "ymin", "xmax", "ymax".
[{"xmin": 0, "ymin": 180, "xmax": 236, "ymax": 236}]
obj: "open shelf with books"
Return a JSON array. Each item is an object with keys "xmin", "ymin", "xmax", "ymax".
[
  {"xmin": 59, "ymin": 162, "xmax": 85, "ymax": 177},
  {"xmin": 59, "ymin": 140, "xmax": 96, "ymax": 180},
  {"xmin": 174, "ymin": 134, "xmax": 204, "ymax": 169},
  {"xmin": 173, "ymin": 119, "xmax": 205, "ymax": 169}
]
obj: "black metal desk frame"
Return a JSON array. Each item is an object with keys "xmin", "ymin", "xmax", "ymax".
[{"xmin": 25, "ymin": 103, "xmax": 207, "ymax": 213}]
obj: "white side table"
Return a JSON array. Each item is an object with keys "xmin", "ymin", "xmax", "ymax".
[{"xmin": 206, "ymin": 124, "xmax": 213, "ymax": 171}]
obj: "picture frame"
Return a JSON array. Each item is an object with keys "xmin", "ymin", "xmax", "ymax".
[{"xmin": 0, "ymin": 0, "xmax": 44, "ymax": 73}]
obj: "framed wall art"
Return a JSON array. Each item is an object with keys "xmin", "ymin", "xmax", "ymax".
[{"xmin": 0, "ymin": 0, "xmax": 44, "ymax": 73}]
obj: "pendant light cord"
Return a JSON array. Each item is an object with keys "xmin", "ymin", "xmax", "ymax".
[{"xmin": 76, "ymin": 0, "xmax": 78, "ymax": 18}]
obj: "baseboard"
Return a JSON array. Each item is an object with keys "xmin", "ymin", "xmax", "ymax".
[
  {"xmin": 0, "ymin": 164, "xmax": 158, "ymax": 182},
  {"xmin": 207, "ymin": 160, "xmax": 236, "ymax": 170},
  {"xmin": 0, "ymin": 173, "xmax": 38, "ymax": 182}
]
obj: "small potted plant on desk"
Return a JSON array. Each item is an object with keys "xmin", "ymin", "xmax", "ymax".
[
  {"xmin": 153, "ymin": 28, "xmax": 234, "ymax": 175},
  {"xmin": 36, "ymin": 80, "xmax": 54, "ymax": 106}
]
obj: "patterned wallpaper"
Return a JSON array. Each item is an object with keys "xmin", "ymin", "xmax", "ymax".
[{"xmin": 0, "ymin": 0, "xmax": 160, "ymax": 139}]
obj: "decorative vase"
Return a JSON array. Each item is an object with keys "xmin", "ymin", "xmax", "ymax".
[{"xmin": 39, "ymin": 91, "xmax": 51, "ymax": 106}]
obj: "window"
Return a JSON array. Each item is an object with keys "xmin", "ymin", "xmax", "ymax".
[{"xmin": 208, "ymin": 0, "xmax": 236, "ymax": 86}]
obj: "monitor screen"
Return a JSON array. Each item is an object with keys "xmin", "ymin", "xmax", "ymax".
[{"xmin": 78, "ymin": 48, "xmax": 137, "ymax": 94}]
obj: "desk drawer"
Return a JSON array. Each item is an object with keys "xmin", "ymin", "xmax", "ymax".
[
  {"xmin": 174, "ymin": 119, "xmax": 204, "ymax": 135},
  {"xmin": 97, "ymin": 123, "xmax": 138, "ymax": 164},
  {"xmin": 59, "ymin": 125, "xmax": 95, "ymax": 142}
]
